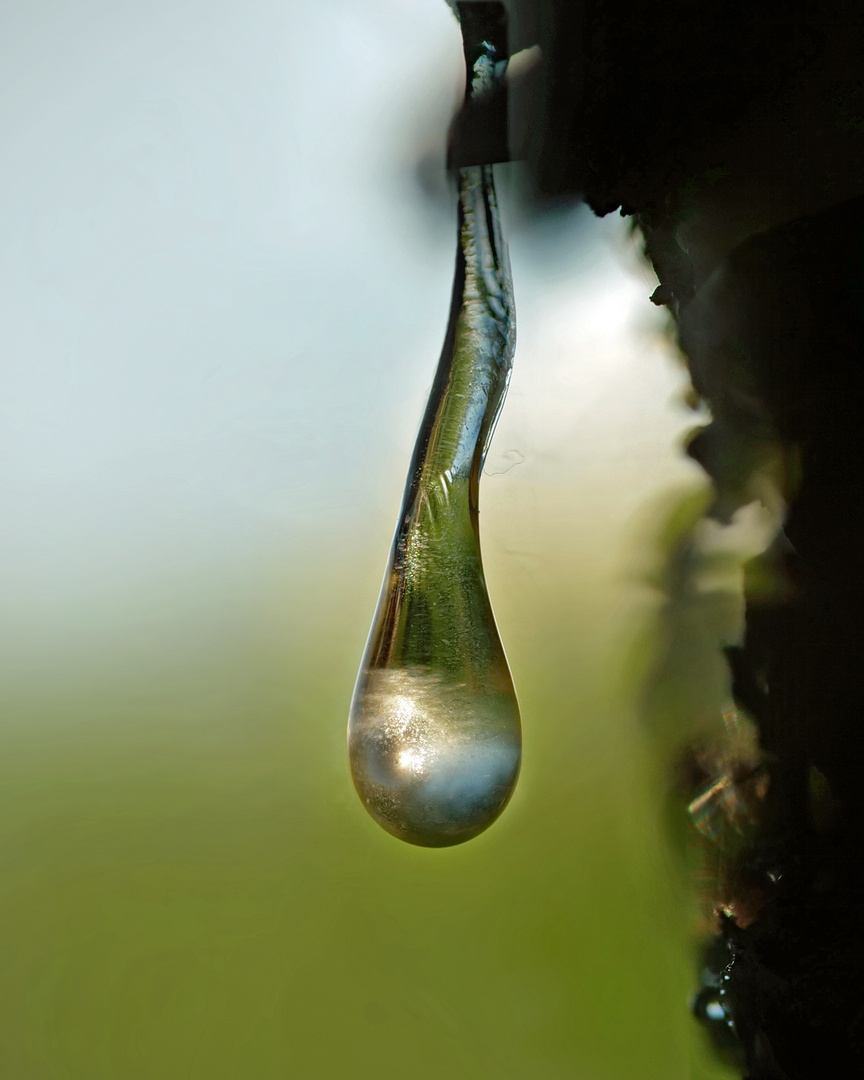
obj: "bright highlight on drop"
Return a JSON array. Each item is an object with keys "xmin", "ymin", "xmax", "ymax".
[{"xmin": 347, "ymin": 16, "xmax": 522, "ymax": 847}]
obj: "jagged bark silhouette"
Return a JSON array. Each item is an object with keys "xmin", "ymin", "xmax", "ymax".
[{"xmin": 450, "ymin": 4, "xmax": 864, "ymax": 1076}]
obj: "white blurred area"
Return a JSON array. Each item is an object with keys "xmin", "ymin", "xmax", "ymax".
[{"xmin": 0, "ymin": 0, "xmax": 700, "ymax": 687}]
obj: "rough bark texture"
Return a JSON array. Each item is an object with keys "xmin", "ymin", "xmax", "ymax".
[{"xmin": 451, "ymin": 4, "xmax": 864, "ymax": 1076}]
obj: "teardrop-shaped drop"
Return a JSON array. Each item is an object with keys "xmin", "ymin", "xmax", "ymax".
[{"xmin": 348, "ymin": 42, "xmax": 520, "ymax": 847}]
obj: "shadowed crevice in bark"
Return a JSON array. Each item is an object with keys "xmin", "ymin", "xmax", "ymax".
[{"xmin": 448, "ymin": 3, "xmax": 864, "ymax": 1076}]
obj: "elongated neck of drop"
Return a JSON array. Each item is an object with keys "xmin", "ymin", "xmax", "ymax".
[
  {"xmin": 452, "ymin": 162, "xmax": 513, "ymax": 481},
  {"xmin": 401, "ymin": 55, "xmax": 514, "ymax": 522}
]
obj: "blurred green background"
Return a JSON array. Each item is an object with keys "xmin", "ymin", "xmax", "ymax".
[
  {"xmin": 0, "ymin": 513, "xmax": 738, "ymax": 1080},
  {"xmin": 0, "ymin": 0, "xmax": 737, "ymax": 1076}
]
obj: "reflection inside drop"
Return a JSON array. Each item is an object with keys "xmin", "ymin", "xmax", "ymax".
[
  {"xmin": 350, "ymin": 668, "xmax": 521, "ymax": 847},
  {"xmin": 348, "ymin": 28, "xmax": 521, "ymax": 847}
]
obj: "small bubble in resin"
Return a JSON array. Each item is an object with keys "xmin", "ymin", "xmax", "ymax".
[{"xmin": 348, "ymin": 21, "xmax": 521, "ymax": 847}]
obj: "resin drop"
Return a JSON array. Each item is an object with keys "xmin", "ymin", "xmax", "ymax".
[{"xmin": 348, "ymin": 34, "xmax": 521, "ymax": 848}]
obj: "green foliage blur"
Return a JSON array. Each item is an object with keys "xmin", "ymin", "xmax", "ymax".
[
  {"xmin": 0, "ymin": 510, "xmax": 737, "ymax": 1079},
  {"xmin": 0, "ymin": 2, "xmax": 744, "ymax": 1075}
]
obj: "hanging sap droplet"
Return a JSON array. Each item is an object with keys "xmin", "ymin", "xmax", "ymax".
[{"xmin": 348, "ymin": 34, "xmax": 520, "ymax": 848}]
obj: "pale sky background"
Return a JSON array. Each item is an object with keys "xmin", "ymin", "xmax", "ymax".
[
  {"xmin": 0, "ymin": 9, "xmax": 739, "ymax": 1077},
  {"xmin": 0, "ymin": 0, "xmax": 701, "ymax": 687}
]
